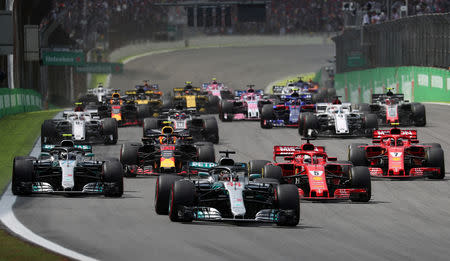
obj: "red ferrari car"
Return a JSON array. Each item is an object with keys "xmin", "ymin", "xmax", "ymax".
[
  {"xmin": 348, "ymin": 127, "xmax": 444, "ymax": 179},
  {"xmin": 249, "ymin": 140, "xmax": 371, "ymax": 202}
]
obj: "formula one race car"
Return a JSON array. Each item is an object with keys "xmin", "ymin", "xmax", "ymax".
[
  {"xmin": 260, "ymin": 90, "xmax": 315, "ymax": 128},
  {"xmin": 202, "ymin": 78, "xmax": 234, "ymax": 100},
  {"xmin": 98, "ymin": 90, "xmax": 151, "ymax": 126},
  {"xmin": 78, "ymin": 83, "xmax": 111, "ymax": 105},
  {"xmin": 124, "ymin": 88, "xmax": 166, "ymax": 117},
  {"xmin": 41, "ymin": 110, "xmax": 118, "ymax": 145},
  {"xmin": 154, "ymin": 151, "xmax": 300, "ymax": 226},
  {"xmin": 272, "ymin": 78, "xmax": 336, "ymax": 103},
  {"xmin": 247, "ymin": 140, "xmax": 371, "ymax": 202},
  {"xmin": 356, "ymin": 89, "xmax": 426, "ymax": 126},
  {"xmin": 348, "ymin": 127, "xmax": 444, "ymax": 179},
  {"xmin": 170, "ymin": 82, "xmax": 216, "ymax": 113},
  {"xmin": 11, "ymin": 140, "xmax": 123, "ymax": 197},
  {"xmin": 219, "ymin": 85, "xmax": 273, "ymax": 121},
  {"xmin": 143, "ymin": 109, "xmax": 219, "ymax": 144},
  {"xmin": 298, "ymin": 101, "xmax": 378, "ymax": 137},
  {"xmin": 120, "ymin": 126, "xmax": 216, "ymax": 177}
]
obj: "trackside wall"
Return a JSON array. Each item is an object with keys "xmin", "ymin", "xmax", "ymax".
[
  {"xmin": 0, "ymin": 88, "xmax": 42, "ymax": 118},
  {"xmin": 334, "ymin": 67, "xmax": 450, "ymax": 103}
]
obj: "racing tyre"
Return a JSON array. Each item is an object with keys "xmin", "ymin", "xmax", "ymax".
[
  {"xmin": 276, "ymin": 184, "xmax": 300, "ymax": 226},
  {"xmin": 297, "ymin": 113, "xmax": 308, "ymax": 135},
  {"xmin": 411, "ymin": 103, "xmax": 426, "ymax": 126},
  {"xmin": 155, "ymin": 175, "xmax": 182, "ymax": 215},
  {"xmin": 169, "ymin": 180, "xmax": 195, "ymax": 222},
  {"xmin": 137, "ymin": 105, "xmax": 151, "ymax": 120},
  {"xmin": 349, "ymin": 166, "xmax": 371, "ymax": 202},
  {"xmin": 41, "ymin": 120, "xmax": 57, "ymax": 144},
  {"xmin": 208, "ymin": 95, "xmax": 220, "ymax": 113},
  {"xmin": 120, "ymin": 143, "xmax": 139, "ymax": 177},
  {"xmin": 197, "ymin": 145, "xmax": 215, "ymax": 162},
  {"xmin": 103, "ymin": 161, "xmax": 124, "ymax": 197},
  {"xmin": 204, "ymin": 117, "xmax": 219, "ymax": 144},
  {"xmin": 426, "ymin": 148, "xmax": 445, "ymax": 179},
  {"xmin": 143, "ymin": 118, "xmax": 159, "ymax": 135},
  {"xmin": 248, "ymin": 160, "xmax": 270, "ymax": 174},
  {"xmin": 103, "ymin": 118, "xmax": 118, "ymax": 144},
  {"xmin": 262, "ymin": 165, "xmax": 282, "ymax": 182},
  {"xmin": 327, "ymin": 88, "xmax": 336, "ymax": 99},
  {"xmin": 364, "ymin": 114, "xmax": 378, "ymax": 136},
  {"xmin": 318, "ymin": 88, "xmax": 328, "ymax": 101},
  {"xmin": 302, "ymin": 114, "xmax": 319, "ymax": 137},
  {"xmin": 219, "ymin": 100, "xmax": 233, "ymax": 122},
  {"xmin": 260, "ymin": 104, "xmax": 274, "ymax": 129},
  {"xmin": 161, "ymin": 95, "xmax": 173, "ymax": 110},
  {"xmin": 12, "ymin": 158, "xmax": 34, "ymax": 196},
  {"xmin": 348, "ymin": 144, "xmax": 368, "ymax": 166},
  {"xmin": 356, "ymin": 103, "xmax": 371, "ymax": 113}
]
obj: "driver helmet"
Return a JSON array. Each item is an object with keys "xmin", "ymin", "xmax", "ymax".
[
  {"xmin": 291, "ymin": 88, "xmax": 300, "ymax": 97},
  {"xmin": 212, "ymin": 78, "xmax": 218, "ymax": 84},
  {"xmin": 303, "ymin": 155, "xmax": 311, "ymax": 164},
  {"xmin": 386, "ymin": 138, "xmax": 395, "ymax": 146},
  {"xmin": 386, "ymin": 88, "xmax": 394, "ymax": 96},
  {"xmin": 60, "ymin": 151, "xmax": 68, "ymax": 159},
  {"xmin": 218, "ymin": 169, "xmax": 230, "ymax": 181}
]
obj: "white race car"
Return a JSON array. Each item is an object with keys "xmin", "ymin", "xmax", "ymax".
[
  {"xmin": 41, "ymin": 110, "xmax": 118, "ymax": 145},
  {"xmin": 298, "ymin": 102, "xmax": 378, "ymax": 137}
]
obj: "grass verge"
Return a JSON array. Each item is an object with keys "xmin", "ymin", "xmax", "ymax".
[{"xmin": 0, "ymin": 109, "xmax": 68, "ymax": 261}]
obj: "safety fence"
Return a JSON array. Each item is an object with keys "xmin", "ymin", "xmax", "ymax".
[
  {"xmin": 0, "ymin": 88, "xmax": 42, "ymax": 118},
  {"xmin": 333, "ymin": 13, "xmax": 450, "ymax": 73},
  {"xmin": 334, "ymin": 66, "xmax": 450, "ymax": 103}
]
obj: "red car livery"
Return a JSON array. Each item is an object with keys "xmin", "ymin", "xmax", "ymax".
[
  {"xmin": 270, "ymin": 142, "xmax": 371, "ymax": 202},
  {"xmin": 348, "ymin": 128, "xmax": 444, "ymax": 179}
]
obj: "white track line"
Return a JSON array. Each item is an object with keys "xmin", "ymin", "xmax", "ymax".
[
  {"xmin": 0, "ymin": 184, "xmax": 98, "ymax": 261},
  {"xmin": 0, "ymin": 112, "xmax": 98, "ymax": 261}
]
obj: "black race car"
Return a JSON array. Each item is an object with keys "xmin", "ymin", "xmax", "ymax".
[
  {"xmin": 143, "ymin": 109, "xmax": 219, "ymax": 144},
  {"xmin": 154, "ymin": 151, "xmax": 300, "ymax": 226},
  {"xmin": 120, "ymin": 126, "xmax": 215, "ymax": 177},
  {"xmin": 356, "ymin": 89, "xmax": 426, "ymax": 126},
  {"xmin": 12, "ymin": 140, "xmax": 123, "ymax": 197}
]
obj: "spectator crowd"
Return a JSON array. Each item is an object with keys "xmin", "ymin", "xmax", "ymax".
[{"xmin": 39, "ymin": 0, "xmax": 450, "ymax": 48}]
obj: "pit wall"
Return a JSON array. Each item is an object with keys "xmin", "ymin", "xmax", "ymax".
[
  {"xmin": 0, "ymin": 88, "xmax": 42, "ymax": 118},
  {"xmin": 334, "ymin": 67, "xmax": 450, "ymax": 103}
]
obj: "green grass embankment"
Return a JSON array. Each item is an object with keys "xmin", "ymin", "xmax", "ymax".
[{"xmin": 0, "ymin": 109, "xmax": 67, "ymax": 261}]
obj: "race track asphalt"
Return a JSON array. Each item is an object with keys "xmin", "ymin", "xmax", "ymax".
[{"xmin": 13, "ymin": 45, "xmax": 450, "ymax": 261}]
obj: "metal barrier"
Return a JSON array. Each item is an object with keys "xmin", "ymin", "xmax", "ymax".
[{"xmin": 333, "ymin": 13, "xmax": 450, "ymax": 73}]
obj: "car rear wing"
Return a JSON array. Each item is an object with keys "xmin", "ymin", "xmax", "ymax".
[
  {"xmin": 272, "ymin": 85, "xmax": 284, "ymax": 94},
  {"xmin": 125, "ymin": 90, "xmax": 137, "ymax": 95},
  {"xmin": 372, "ymin": 129, "xmax": 418, "ymax": 141},
  {"xmin": 173, "ymin": 87, "xmax": 201, "ymax": 92},
  {"xmin": 372, "ymin": 93, "xmax": 404, "ymax": 103},
  {"xmin": 273, "ymin": 146, "xmax": 298, "ymax": 161}
]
